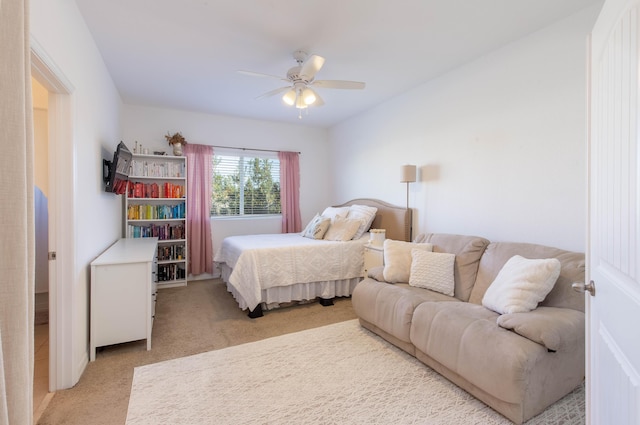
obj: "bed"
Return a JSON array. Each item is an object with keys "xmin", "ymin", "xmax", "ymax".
[{"xmin": 214, "ymin": 198, "xmax": 411, "ymax": 317}]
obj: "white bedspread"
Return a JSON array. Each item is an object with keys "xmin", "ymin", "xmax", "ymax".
[{"xmin": 214, "ymin": 233, "xmax": 368, "ymax": 310}]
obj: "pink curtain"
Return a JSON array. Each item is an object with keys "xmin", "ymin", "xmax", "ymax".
[
  {"xmin": 278, "ymin": 151, "xmax": 302, "ymax": 233},
  {"xmin": 184, "ymin": 144, "xmax": 214, "ymax": 275}
]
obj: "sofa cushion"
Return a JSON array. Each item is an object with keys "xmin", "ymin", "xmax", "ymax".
[
  {"xmin": 482, "ymin": 255, "xmax": 561, "ymax": 314},
  {"xmin": 410, "ymin": 302, "xmax": 550, "ymax": 404},
  {"xmin": 422, "ymin": 233, "xmax": 490, "ymax": 302},
  {"xmin": 352, "ymin": 279, "xmax": 458, "ymax": 344},
  {"xmin": 469, "ymin": 242, "xmax": 585, "ymax": 312},
  {"xmin": 496, "ymin": 307, "xmax": 585, "ymax": 351},
  {"xmin": 367, "ymin": 265, "xmax": 385, "ymax": 281},
  {"xmin": 382, "ymin": 239, "xmax": 433, "ymax": 283},
  {"xmin": 409, "ymin": 250, "xmax": 455, "ymax": 296}
]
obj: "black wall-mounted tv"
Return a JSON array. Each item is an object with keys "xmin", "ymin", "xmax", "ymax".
[{"xmin": 103, "ymin": 141, "xmax": 132, "ymax": 194}]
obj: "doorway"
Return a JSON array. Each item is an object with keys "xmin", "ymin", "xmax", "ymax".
[
  {"xmin": 31, "ymin": 76, "xmax": 52, "ymax": 420},
  {"xmin": 30, "ymin": 39, "xmax": 77, "ymax": 417}
]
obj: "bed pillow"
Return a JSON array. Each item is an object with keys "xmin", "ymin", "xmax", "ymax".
[
  {"xmin": 323, "ymin": 218, "xmax": 362, "ymax": 241},
  {"xmin": 321, "ymin": 206, "xmax": 350, "ymax": 222},
  {"xmin": 482, "ymin": 255, "xmax": 561, "ymax": 314},
  {"xmin": 301, "ymin": 213, "xmax": 319, "ymax": 235},
  {"xmin": 409, "ymin": 250, "xmax": 456, "ymax": 296},
  {"xmin": 383, "ymin": 239, "xmax": 433, "ymax": 283},
  {"xmin": 302, "ymin": 214, "xmax": 331, "ymax": 240},
  {"xmin": 347, "ymin": 205, "xmax": 378, "ymax": 240}
]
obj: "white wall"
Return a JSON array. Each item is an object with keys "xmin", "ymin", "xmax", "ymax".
[
  {"xmin": 329, "ymin": 5, "xmax": 600, "ymax": 252},
  {"xmin": 31, "ymin": 0, "xmax": 123, "ymax": 386},
  {"xmin": 122, "ymin": 105, "xmax": 330, "ymax": 258}
]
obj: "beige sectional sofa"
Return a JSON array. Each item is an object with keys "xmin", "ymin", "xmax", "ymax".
[{"xmin": 351, "ymin": 233, "xmax": 585, "ymax": 424}]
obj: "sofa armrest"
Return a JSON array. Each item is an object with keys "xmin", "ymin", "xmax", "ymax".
[
  {"xmin": 496, "ymin": 306, "xmax": 584, "ymax": 351},
  {"xmin": 367, "ymin": 266, "xmax": 386, "ymax": 281}
]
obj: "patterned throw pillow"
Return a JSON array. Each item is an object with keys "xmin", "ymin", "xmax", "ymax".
[
  {"xmin": 302, "ymin": 214, "xmax": 331, "ymax": 240},
  {"xmin": 409, "ymin": 250, "xmax": 456, "ymax": 296}
]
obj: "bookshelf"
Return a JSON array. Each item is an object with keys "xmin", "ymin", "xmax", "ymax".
[{"xmin": 126, "ymin": 154, "xmax": 188, "ymax": 288}]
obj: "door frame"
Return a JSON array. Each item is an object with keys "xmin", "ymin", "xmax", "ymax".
[{"xmin": 30, "ymin": 38, "xmax": 77, "ymax": 391}]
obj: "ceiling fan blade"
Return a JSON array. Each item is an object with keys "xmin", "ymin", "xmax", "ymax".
[
  {"xmin": 237, "ymin": 70, "xmax": 288, "ymax": 82},
  {"xmin": 255, "ymin": 86, "xmax": 291, "ymax": 99},
  {"xmin": 312, "ymin": 80, "xmax": 366, "ymax": 90},
  {"xmin": 311, "ymin": 91, "xmax": 324, "ymax": 107},
  {"xmin": 299, "ymin": 54, "xmax": 325, "ymax": 81}
]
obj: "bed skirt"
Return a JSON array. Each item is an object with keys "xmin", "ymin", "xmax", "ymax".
[{"xmin": 219, "ymin": 263, "xmax": 361, "ymax": 311}]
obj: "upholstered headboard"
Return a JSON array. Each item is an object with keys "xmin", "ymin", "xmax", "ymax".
[{"xmin": 333, "ymin": 198, "xmax": 412, "ymax": 242}]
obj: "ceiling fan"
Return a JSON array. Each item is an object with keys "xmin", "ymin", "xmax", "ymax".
[{"xmin": 238, "ymin": 50, "xmax": 366, "ymax": 117}]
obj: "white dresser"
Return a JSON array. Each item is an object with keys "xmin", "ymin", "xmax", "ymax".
[{"xmin": 90, "ymin": 238, "xmax": 158, "ymax": 361}]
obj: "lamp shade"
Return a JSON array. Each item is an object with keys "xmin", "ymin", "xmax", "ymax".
[
  {"xmin": 302, "ymin": 87, "xmax": 317, "ymax": 105},
  {"xmin": 282, "ymin": 89, "xmax": 296, "ymax": 106},
  {"xmin": 401, "ymin": 164, "xmax": 417, "ymax": 183}
]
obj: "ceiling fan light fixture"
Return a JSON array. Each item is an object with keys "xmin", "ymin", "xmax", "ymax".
[
  {"xmin": 295, "ymin": 94, "xmax": 308, "ymax": 109},
  {"xmin": 302, "ymin": 87, "xmax": 316, "ymax": 105},
  {"xmin": 282, "ymin": 89, "xmax": 296, "ymax": 106}
]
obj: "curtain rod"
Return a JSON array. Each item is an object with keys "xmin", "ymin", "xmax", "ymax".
[{"xmin": 210, "ymin": 144, "xmax": 301, "ymax": 154}]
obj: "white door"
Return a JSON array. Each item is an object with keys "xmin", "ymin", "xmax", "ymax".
[{"xmin": 588, "ymin": 0, "xmax": 640, "ymax": 423}]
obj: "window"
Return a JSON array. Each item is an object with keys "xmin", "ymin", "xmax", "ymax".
[{"xmin": 211, "ymin": 151, "xmax": 281, "ymax": 216}]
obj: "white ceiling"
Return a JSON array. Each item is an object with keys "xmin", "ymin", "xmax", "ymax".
[{"xmin": 74, "ymin": 0, "xmax": 600, "ymax": 128}]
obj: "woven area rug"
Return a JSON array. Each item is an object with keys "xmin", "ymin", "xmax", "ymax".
[{"xmin": 126, "ymin": 319, "xmax": 584, "ymax": 425}]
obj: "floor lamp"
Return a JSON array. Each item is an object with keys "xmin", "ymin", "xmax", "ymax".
[{"xmin": 401, "ymin": 164, "xmax": 416, "ymax": 240}]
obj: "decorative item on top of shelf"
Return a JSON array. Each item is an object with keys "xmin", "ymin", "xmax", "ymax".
[{"xmin": 165, "ymin": 132, "xmax": 187, "ymax": 156}]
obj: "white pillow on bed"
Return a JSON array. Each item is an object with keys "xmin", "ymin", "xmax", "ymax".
[
  {"xmin": 347, "ymin": 205, "xmax": 377, "ymax": 240},
  {"xmin": 301, "ymin": 213, "xmax": 331, "ymax": 240},
  {"xmin": 321, "ymin": 206, "xmax": 350, "ymax": 222},
  {"xmin": 323, "ymin": 218, "xmax": 362, "ymax": 241}
]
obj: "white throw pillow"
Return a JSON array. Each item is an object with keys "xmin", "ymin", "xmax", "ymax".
[
  {"xmin": 347, "ymin": 205, "xmax": 378, "ymax": 240},
  {"xmin": 301, "ymin": 214, "xmax": 331, "ymax": 240},
  {"xmin": 321, "ymin": 206, "xmax": 350, "ymax": 222},
  {"xmin": 382, "ymin": 239, "xmax": 433, "ymax": 283},
  {"xmin": 323, "ymin": 218, "xmax": 362, "ymax": 241},
  {"xmin": 409, "ymin": 250, "xmax": 456, "ymax": 296},
  {"xmin": 482, "ymin": 255, "xmax": 561, "ymax": 314}
]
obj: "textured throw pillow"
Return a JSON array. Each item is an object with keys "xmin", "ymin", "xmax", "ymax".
[
  {"xmin": 482, "ymin": 255, "xmax": 561, "ymax": 314},
  {"xmin": 302, "ymin": 214, "xmax": 331, "ymax": 240},
  {"xmin": 347, "ymin": 205, "xmax": 378, "ymax": 240},
  {"xmin": 409, "ymin": 250, "xmax": 456, "ymax": 296},
  {"xmin": 382, "ymin": 239, "xmax": 433, "ymax": 283},
  {"xmin": 323, "ymin": 218, "xmax": 362, "ymax": 241},
  {"xmin": 321, "ymin": 206, "xmax": 350, "ymax": 222}
]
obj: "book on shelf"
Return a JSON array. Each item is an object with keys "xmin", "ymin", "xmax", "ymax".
[
  {"xmin": 127, "ymin": 202, "xmax": 186, "ymax": 220},
  {"xmin": 127, "ymin": 181, "xmax": 185, "ymax": 199},
  {"xmin": 157, "ymin": 263, "xmax": 186, "ymax": 282},
  {"xmin": 157, "ymin": 244, "xmax": 186, "ymax": 261},
  {"xmin": 127, "ymin": 223, "xmax": 185, "ymax": 240},
  {"xmin": 130, "ymin": 158, "xmax": 185, "ymax": 178}
]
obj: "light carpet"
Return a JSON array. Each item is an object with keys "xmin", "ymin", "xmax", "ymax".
[{"xmin": 126, "ymin": 319, "xmax": 584, "ymax": 425}]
